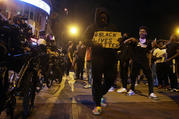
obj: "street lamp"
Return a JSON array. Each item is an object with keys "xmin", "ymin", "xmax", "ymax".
[
  {"xmin": 176, "ymin": 28, "xmax": 179, "ymax": 34},
  {"xmin": 70, "ymin": 27, "xmax": 77, "ymax": 35},
  {"xmin": 68, "ymin": 26, "xmax": 79, "ymax": 37}
]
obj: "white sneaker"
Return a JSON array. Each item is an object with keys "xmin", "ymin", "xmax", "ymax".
[
  {"xmin": 108, "ymin": 87, "xmax": 115, "ymax": 92},
  {"xmin": 117, "ymin": 88, "xmax": 127, "ymax": 93},
  {"xmin": 84, "ymin": 84, "xmax": 91, "ymax": 89},
  {"xmin": 128, "ymin": 90, "xmax": 135, "ymax": 96},
  {"xmin": 149, "ymin": 93, "xmax": 158, "ymax": 99},
  {"xmin": 171, "ymin": 88, "xmax": 179, "ymax": 92}
]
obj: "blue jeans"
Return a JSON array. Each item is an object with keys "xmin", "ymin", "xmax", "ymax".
[
  {"xmin": 86, "ymin": 61, "xmax": 92, "ymax": 85},
  {"xmin": 152, "ymin": 63, "xmax": 158, "ymax": 86}
]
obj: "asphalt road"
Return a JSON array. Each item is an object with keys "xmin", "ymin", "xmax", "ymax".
[{"xmin": 1, "ymin": 72, "xmax": 179, "ymax": 119}]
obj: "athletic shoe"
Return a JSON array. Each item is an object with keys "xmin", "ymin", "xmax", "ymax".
[
  {"xmin": 84, "ymin": 84, "xmax": 91, "ymax": 89},
  {"xmin": 149, "ymin": 93, "xmax": 158, "ymax": 99},
  {"xmin": 108, "ymin": 87, "xmax": 115, "ymax": 92},
  {"xmin": 170, "ymin": 88, "xmax": 179, "ymax": 92},
  {"xmin": 128, "ymin": 90, "xmax": 135, "ymax": 96},
  {"xmin": 92, "ymin": 106, "xmax": 102, "ymax": 115},
  {"xmin": 117, "ymin": 88, "xmax": 127, "ymax": 93}
]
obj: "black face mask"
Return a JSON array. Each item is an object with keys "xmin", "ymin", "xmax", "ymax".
[
  {"xmin": 100, "ymin": 14, "xmax": 108, "ymax": 23},
  {"xmin": 97, "ymin": 12, "xmax": 109, "ymax": 26}
]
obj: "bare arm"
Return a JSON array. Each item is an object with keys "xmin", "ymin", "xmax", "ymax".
[
  {"xmin": 148, "ymin": 52, "xmax": 152, "ymax": 67},
  {"xmin": 166, "ymin": 49, "xmax": 179, "ymax": 62},
  {"xmin": 124, "ymin": 37, "xmax": 138, "ymax": 44},
  {"xmin": 47, "ymin": 49, "xmax": 58, "ymax": 56},
  {"xmin": 68, "ymin": 52, "xmax": 73, "ymax": 63}
]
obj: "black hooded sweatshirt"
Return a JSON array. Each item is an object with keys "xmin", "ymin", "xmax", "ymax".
[{"xmin": 84, "ymin": 8, "xmax": 119, "ymax": 62}]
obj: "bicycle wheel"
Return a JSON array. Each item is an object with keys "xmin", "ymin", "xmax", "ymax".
[
  {"xmin": 46, "ymin": 67, "xmax": 54, "ymax": 88},
  {"xmin": 23, "ymin": 71, "xmax": 35, "ymax": 118}
]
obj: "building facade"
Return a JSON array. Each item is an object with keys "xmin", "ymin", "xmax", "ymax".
[{"xmin": 0, "ymin": 0, "xmax": 52, "ymax": 36}]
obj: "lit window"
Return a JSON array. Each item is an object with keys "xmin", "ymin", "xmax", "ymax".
[{"xmin": 18, "ymin": 0, "xmax": 51, "ymax": 15}]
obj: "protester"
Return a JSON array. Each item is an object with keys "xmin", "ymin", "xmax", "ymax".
[
  {"xmin": 84, "ymin": 8, "xmax": 120, "ymax": 115},
  {"xmin": 124, "ymin": 26, "xmax": 157, "ymax": 98},
  {"xmin": 66, "ymin": 41, "xmax": 74, "ymax": 77},
  {"xmin": 166, "ymin": 34, "xmax": 179, "ymax": 92},
  {"xmin": 84, "ymin": 47, "xmax": 92, "ymax": 88},
  {"xmin": 153, "ymin": 40, "xmax": 169, "ymax": 89},
  {"xmin": 151, "ymin": 41, "xmax": 158, "ymax": 87}
]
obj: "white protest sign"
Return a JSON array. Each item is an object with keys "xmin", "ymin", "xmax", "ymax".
[{"xmin": 92, "ymin": 31, "xmax": 122, "ymax": 49}]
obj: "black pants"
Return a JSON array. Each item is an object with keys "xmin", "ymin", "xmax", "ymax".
[
  {"xmin": 177, "ymin": 63, "xmax": 179, "ymax": 76},
  {"xmin": 76, "ymin": 58, "xmax": 84, "ymax": 80},
  {"xmin": 167, "ymin": 61, "xmax": 178, "ymax": 89},
  {"xmin": 66, "ymin": 58, "xmax": 72, "ymax": 76},
  {"xmin": 92, "ymin": 55, "xmax": 117, "ymax": 106},
  {"xmin": 130, "ymin": 61, "xmax": 154, "ymax": 94},
  {"xmin": 120, "ymin": 59, "xmax": 129, "ymax": 89},
  {"xmin": 156, "ymin": 63, "xmax": 169, "ymax": 87}
]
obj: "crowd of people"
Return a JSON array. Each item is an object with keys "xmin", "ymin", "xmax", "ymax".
[
  {"xmin": 1, "ymin": 8, "xmax": 178, "ymax": 117},
  {"xmin": 65, "ymin": 8, "xmax": 179, "ymax": 115}
]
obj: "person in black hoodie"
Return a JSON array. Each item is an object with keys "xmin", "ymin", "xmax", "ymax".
[
  {"xmin": 124, "ymin": 26, "xmax": 158, "ymax": 98},
  {"xmin": 84, "ymin": 8, "xmax": 120, "ymax": 115}
]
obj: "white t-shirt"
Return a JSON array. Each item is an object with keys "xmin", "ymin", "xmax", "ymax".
[{"xmin": 153, "ymin": 48, "xmax": 167, "ymax": 63}]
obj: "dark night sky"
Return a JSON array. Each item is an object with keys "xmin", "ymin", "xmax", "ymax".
[{"xmin": 53, "ymin": 0, "xmax": 179, "ymax": 40}]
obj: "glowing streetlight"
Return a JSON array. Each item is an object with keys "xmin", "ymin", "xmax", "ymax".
[
  {"xmin": 70, "ymin": 27, "xmax": 77, "ymax": 34},
  {"xmin": 176, "ymin": 28, "xmax": 179, "ymax": 34},
  {"xmin": 69, "ymin": 26, "xmax": 78, "ymax": 36}
]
